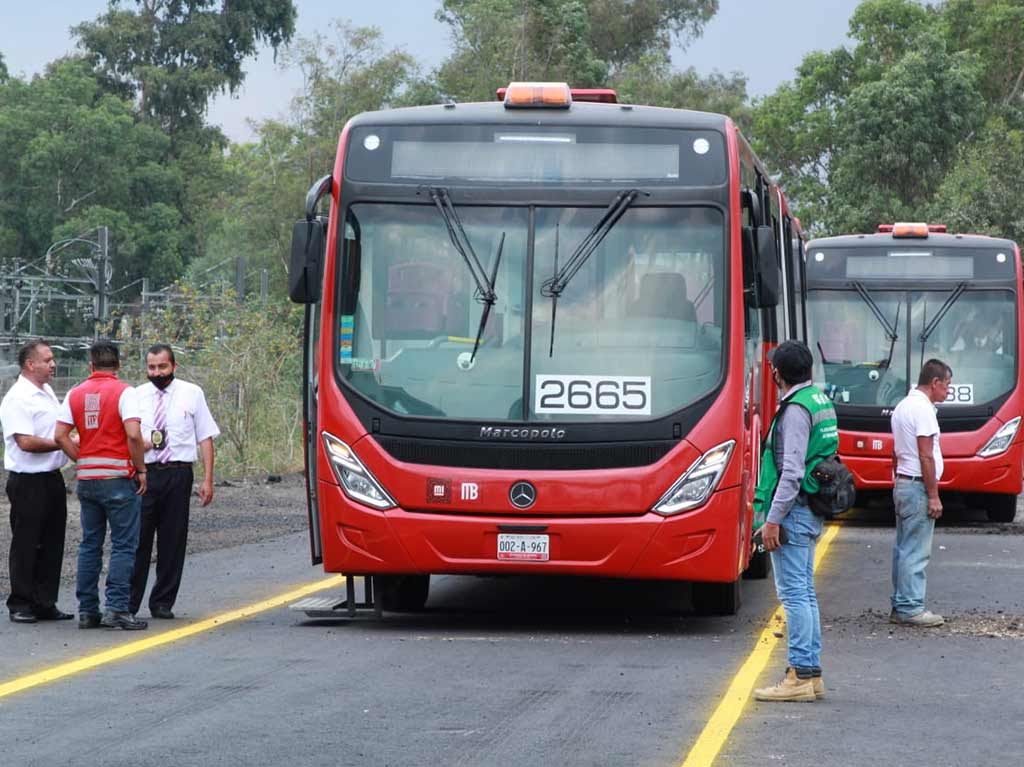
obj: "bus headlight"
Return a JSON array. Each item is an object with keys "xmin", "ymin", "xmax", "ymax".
[
  {"xmin": 978, "ymin": 417, "xmax": 1021, "ymax": 458},
  {"xmin": 322, "ymin": 432, "xmax": 396, "ymax": 509},
  {"xmin": 652, "ymin": 440, "xmax": 735, "ymax": 516}
]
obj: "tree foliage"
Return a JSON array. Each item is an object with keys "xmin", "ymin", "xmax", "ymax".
[
  {"xmin": 434, "ymin": 0, "xmax": 718, "ymax": 101},
  {"xmin": 74, "ymin": 0, "xmax": 297, "ymax": 142}
]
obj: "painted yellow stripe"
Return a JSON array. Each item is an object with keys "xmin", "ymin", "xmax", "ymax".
[
  {"xmin": 0, "ymin": 574, "xmax": 345, "ymax": 700},
  {"xmin": 680, "ymin": 523, "xmax": 841, "ymax": 767}
]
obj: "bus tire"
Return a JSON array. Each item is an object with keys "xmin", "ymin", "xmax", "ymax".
[
  {"xmin": 692, "ymin": 579, "xmax": 742, "ymax": 616},
  {"xmin": 743, "ymin": 547, "xmax": 771, "ymax": 580},
  {"xmin": 378, "ymin": 575, "xmax": 431, "ymax": 612},
  {"xmin": 986, "ymin": 494, "xmax": 1018, "ymax": 523}
]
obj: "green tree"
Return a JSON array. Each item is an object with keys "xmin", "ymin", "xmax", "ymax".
[
  {"xmin": 74, "ymin": 0, "xmax": 297, "ymax": 142},
  {"xmin": 751, "ymin": 0, "xmax": 983, "ymax": 234},
  {"xmin": 0, "ymin": 59, "xmax": 188, "ymax": 287},
  {"xmin": 434, "ymin": 0, "xmax": 718, "ymax": 101}
]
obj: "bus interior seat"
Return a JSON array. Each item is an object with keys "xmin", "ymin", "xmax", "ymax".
[{"xmin": 632, "ymin": 273, "xmax": 697, "ymax": 322}]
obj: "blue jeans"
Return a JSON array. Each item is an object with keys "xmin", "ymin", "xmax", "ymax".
[
  {"xmin": 76, "ymin": 478, "xmax": 141, "ymax": 614},
  {"xmin": 891, "ymin": 478, "xmax": 935, "ymax": 617},
  {"xmin": 770, "ymin": 503, "xmax": 823, "ymax": 673}
]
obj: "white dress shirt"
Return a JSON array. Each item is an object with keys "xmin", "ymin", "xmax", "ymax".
[
  {"xmin": 0, "ymin": 375, "xmax": 67, "ymax": 473},
  {"xmin": 891, "ymin": 388, "xmax": 943, "ymax": 481},
  {"xmin": 135, "ymin": 379, "xmax": 220, "ymax": 463}
]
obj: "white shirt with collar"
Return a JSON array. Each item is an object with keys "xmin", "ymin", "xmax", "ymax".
[
  {"xmin": 891, "ymin": 387, "xmax": 943, "ymax": 481},
  {"xmin": 135, "ymin": 378, "xmax": 220, "ymax": 464},
  {"xmin": 0, "ymin": 375, "xmax": 68, "ymax": 473}
]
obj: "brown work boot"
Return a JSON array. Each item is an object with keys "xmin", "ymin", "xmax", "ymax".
[
  {"xmin": 812, "ymin": 676, "xmax": 825, "ymax": 699},
  {"xmin": 754, "ymin": 667, "xmax": 816, "ymax": 702}
]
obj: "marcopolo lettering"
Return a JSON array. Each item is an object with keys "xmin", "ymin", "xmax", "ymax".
[{"xmin": 479, "ymin": 426, "xmax": 567, "ymax": 440}]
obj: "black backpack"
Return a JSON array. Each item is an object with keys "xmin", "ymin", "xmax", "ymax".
[{"xmin": 807, "ymin": 455, "xmax": 856, "ymax": 519}]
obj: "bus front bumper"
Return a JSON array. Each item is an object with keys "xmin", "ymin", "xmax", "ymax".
[
  {"xmin": 842, "ymin": 440, "xmax": 1024, "ymax": 495},
  {"xmin": 317, "ymin": 479, "xmax": 746, "ymax": 583}
]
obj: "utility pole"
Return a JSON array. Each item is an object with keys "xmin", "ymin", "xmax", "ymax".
[
  {"xmin": 95, "ymin": 225, "xmax": 109, "ymax": 337},
  {"xmin": 235, "ymin": 255, "xmax": 246, "ymax": 303}
]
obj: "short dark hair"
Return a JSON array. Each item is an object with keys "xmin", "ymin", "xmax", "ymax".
[
  {"xmin": 770, "ymin": 340, "xmax": 814, "ymax": 385},
  {"xmin": 89, "ymin": 340, "xmax": 121, "ymax": 371},
  {"xmin": 147, "ymin": 343, "xmax": 176, "ymax": 365},
  {"xmin": 17, "ymin": 339, "xmax": 50, "ymax": 369},
  {"xmin": 918, "ymin": 358, "xmax": 952, "ymax": 387}
]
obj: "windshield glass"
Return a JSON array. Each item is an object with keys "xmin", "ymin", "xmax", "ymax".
[
  {"xmin": 338, "ymin": 204, "xmax": 725, "ymax": 421},
  {"xmin": 531, "ymin": 207, "xmax": 724, "ymax": 420},
  {"xmin": 807, "ymin": 289, "xmax": 1016, "ymax": 407}
]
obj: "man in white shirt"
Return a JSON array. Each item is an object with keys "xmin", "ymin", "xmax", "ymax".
[
  {"xmin": 0, "ymin": 340, "xmax": 72, "ymax": 623},
  {"xmin": 130, "ymin": 344, "xmax": 219, "ymax": 619},
  {"xmin": 889, "ymin": 358, "xmax": 951, "ymax": 627}
]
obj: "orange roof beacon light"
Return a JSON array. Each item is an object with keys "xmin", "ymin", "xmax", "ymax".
[
  {"xmin": 501, "ymin": 81, "xmax": 573, "ymax": 109},
  {"xmin": 878, "ymin": 222, "xmax": 948, "ymax": 238}
]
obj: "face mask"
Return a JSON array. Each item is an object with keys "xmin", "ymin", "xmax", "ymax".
[{"xmin": 149, "ymin": 373, "xmax": 174, "ymax": 390}]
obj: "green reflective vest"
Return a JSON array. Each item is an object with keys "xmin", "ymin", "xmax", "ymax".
[{"xmin": 753, "ymin": 384, "xmax": 839, "ymax": 529}]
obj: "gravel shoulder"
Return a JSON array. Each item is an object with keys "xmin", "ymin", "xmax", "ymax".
[{"xmin": 0, "ymin": 471, "xmax": 309, "ymax": 597}]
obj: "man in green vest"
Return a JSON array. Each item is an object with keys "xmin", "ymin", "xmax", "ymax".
[{"xmin": 752, "ymin": 340, "xmax": 838, "ymax": 703}]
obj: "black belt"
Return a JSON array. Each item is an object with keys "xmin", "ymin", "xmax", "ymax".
[
  {"xmin": 7, "ymin": 469, "xmax": 63, "ymax": 477},
  {"xmin": 145, "ymin": 461, "xmax": 192, "ymax": 470},
  {"xmin": 896, "ymin": 473, "xmax": 923, "ymax": 482}
]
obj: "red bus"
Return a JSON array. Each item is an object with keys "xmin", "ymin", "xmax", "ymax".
[
  {"xmin": 288, "ymin": 82, "xmax": 802, "ymax": 616},
  {"xmin": 802, "ymin": 223, "xmax": 1024, "ymax": 522}
]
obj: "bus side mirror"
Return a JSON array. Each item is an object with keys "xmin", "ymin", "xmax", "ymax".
[
  {"xmin": 289, "ymin": 218, "xmax": 326, "ymax": 304},
  {"xmin": 755, "ymin": 225, "xmax": 780, "ymax": 308}
]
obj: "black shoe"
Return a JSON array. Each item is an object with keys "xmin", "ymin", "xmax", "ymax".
[
  {"xmin": 101, "ymin": 611, "xmax": 148, "ymax": 630},
  {"xmin": 34, "ymin": 606, "xmax": 73, "ymax": 621},
  {"xmin": 9, "ymin": 610, "xmax": 38, "ymax": 624},
  {"xmin": 78, "ymin": 612, "xmax": 102, "ymax": 629},
  {"xmin": 150, "ymin": 606, "xmax": 175, "ymax": 619}
]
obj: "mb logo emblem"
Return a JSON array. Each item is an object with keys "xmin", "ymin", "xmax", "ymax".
[{"xmin": 509, "ymin": 481, "xmax": 536, "ymax": 509}]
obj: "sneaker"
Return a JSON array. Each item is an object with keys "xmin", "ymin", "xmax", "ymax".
[
  {"xmin": 892, "ymin": 610, "xmax": 944, "ymax": 627},
  {"xmin": 100, "ymin": 610, "xmax": 148, "ymax": 630},
  {"xmin": 78, "ymin": 612, "xmax": 102, "ymax": 629},
  {"xmin": 812, "ymin": 676, "xmax": 826, "ymax": 700},
  {"xmin": 753, "ymin": 667, "xmax": 816, "ymax": 703}
]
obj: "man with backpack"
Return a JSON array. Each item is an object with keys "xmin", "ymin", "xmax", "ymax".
[{"xmin": 752, "ymin": 340, "xmax": 839, "ymax": 703}]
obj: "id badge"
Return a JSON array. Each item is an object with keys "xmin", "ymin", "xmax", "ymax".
[{"xmin": 151, "ymin": 428, "xmax": 167, "ymax": 449}]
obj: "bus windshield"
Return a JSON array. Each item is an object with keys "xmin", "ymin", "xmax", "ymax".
[
  {"xmin": 338, "ymin": 204, "xmax": 725, "ymax": 421},
  {"xmin": 807, "ymin": 288, "xmax": 1017, "ymax": 407}
]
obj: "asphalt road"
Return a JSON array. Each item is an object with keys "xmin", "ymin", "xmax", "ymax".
[{"xmin": 2, "ymin": 505, "xmax": 1022, "ymax": 767}]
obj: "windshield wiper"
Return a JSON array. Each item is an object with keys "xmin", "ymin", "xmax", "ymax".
[
  {"xmin": 918, "ymin": 282, "xmax": 967, "ymax": 350},
  {"xmin": 540, "ymin": 189, "xmax": 645, "ymax": 356},
  {"xmin": 851, "ymin": 281, "xmax": 902, "ymax": 372},
  {"xmin": 425, "ymin": 187, "xmax": 503, "ymax": 363}
]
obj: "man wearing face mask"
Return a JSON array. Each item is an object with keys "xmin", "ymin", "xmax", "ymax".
[
  {"xmin": 129, "ymin": 344, "xmax": 219, "ymax": 619},
  {"xmin": 752, "ymin": 339, "xmax": 838, "ymax": 703}
]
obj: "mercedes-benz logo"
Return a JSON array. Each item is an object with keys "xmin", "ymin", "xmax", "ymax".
[{"xmin": 509, "ymin": 481, "xmax": 536, "ymax": 509}]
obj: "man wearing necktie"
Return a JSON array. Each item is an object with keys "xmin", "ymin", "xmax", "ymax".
[{"xmin": 129, "ymin": 344, "xmax": 219, "ymax": 619}]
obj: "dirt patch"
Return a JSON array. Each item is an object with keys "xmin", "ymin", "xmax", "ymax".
[
  {"xmin": 0, "ymin": 471, "xmax": 309, "ymax": 596},
  {"xmin": 822, "ymin": 608, "xmax": 1024, "ymax": 640}
]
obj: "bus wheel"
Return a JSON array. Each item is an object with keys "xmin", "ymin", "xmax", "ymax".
[
  {"xmin": 986, "ymin": 494, "xmax": 1018, "ymax": 523},
  {"xmin": 743, "ymin": 548, "xmax": 771, "ymax": 580},
  {"xmin": 692, "ymin": 579, "xmax": 742, "ymax": 616},
  {"xmin": 378, "ymin": 575, "xmax": 431, "ymax": 612}
]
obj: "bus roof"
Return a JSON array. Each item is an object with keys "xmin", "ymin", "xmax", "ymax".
[
  {"xmin": 807, "ymin": 231, "xmax": 1018, "ymax": 251},
  {"xmin": 345, "ymin": 100, "xmax": 731, "ymax": 132}
]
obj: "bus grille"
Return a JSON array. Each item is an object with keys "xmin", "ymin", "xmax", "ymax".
[{"xmin": 375, "ymin": 437, "xmax": 675, "ymax": 470}]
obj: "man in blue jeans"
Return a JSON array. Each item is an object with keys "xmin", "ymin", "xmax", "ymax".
[
  {"xmin": 889, "ymin": 359, "xmax": 951, "ymax": 627},
  {"xmin": 55, "ymin": 341, "xmax": 149, "ymax": 630},
  {"xmin": 752, "ymin": 341, "xmax": 838, "ymax": 703}
]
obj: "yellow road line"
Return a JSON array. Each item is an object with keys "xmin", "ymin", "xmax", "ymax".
[
  {"xmin": 680, "ymin": 523, "xmax": 841, "ymax": 767},
  {"xmin": 0, "ymin": 574, "xmax": 345, "ymax": 700}
]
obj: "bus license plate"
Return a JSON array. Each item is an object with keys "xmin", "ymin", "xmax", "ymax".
[{"xmin": 497, "ymin": 534, "xmax": 549, "ymax": 562}]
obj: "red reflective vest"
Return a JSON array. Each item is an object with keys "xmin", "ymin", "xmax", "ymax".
[{"xmin": 64, "ymin": 371, "xmax": 137, "ymax": 481}]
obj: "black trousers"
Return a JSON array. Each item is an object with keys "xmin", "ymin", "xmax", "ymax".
[
  {"xmin": 130, "ymin": 465, "xmax": 192, "ymax": 614},
  {"xmin": 6, "ymin": 470, "xmax": 67, "ymax": 613}
]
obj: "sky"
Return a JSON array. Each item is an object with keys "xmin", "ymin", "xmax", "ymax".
[{"xmin": 0, "ymin": 0, "xmax": 863, "ymax": 142}]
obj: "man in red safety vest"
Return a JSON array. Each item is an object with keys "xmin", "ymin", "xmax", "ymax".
[{"xmin": 55, "ymin": 340, "xmax": 149, "ymax": 630}]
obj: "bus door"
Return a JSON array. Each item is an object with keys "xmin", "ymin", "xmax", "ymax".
[{"xmin": 290, "ymin": 175, "xmax": 332, "ymax": 564}]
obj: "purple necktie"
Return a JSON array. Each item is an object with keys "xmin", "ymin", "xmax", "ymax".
[{"xmin": 154, "ymin": 389, "xmax": 171, "ymax": 463}]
